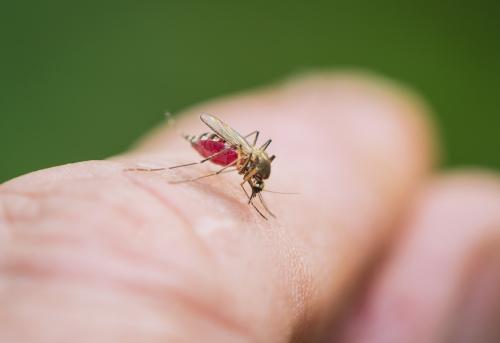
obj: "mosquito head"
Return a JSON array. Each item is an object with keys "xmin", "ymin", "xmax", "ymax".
[
  {"xmin": 250, "ymin": 149, "xmax": 272, "ymax": 180},
  {"xmin": 251, "ymin": 179, "xmax": 265, "ymax": 196}
]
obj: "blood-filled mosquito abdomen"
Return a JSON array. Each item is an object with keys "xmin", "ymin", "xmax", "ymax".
[{"xmin": 192, "ymin": 139, "xmax": 238, "ymax": 166}]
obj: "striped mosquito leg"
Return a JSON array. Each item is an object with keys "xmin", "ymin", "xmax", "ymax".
[
  {"xmin": 124, "ymin": 167, "xmax": 168, "ymax": 172},
  {"xmin": 169, "ymin": 157, "xmax": 240, "ymax": 184}
]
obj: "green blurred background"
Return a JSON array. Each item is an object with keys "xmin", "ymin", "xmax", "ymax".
[{"xmin": 1, "ymin": 1, "xmax": 499, "ymax": 182}]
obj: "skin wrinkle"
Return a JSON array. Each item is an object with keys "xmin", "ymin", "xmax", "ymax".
[
  {"xmin": 0, "ymin": 172, "xmax": 256, "ymax": 341},
  {"xmin": 183, "ymin": 181, "xmax": 257, "ymax": 223},
  {"xmin": 123, "ymin": 173, "xmax": 193, "ymax": 228},
  {"xmin": 2, "ymin": 247, "xmax": 252, "ymax": 340},
  {"xmin": 1, "ymin": 223, "xmax": 253, "ymax": 341},
  {"xmin": 123, "ymin": 172, "xmax": 215, "ymax": 259},
  {"xmin": 1, "ymin": 193, "xmax": 145, "ymax": 243},
  {"xmin": 0, "ymin": 186, "xmax": 146, "ymax": 230}
]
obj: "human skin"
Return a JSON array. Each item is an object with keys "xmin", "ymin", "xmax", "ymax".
[{"xmin": 1, "ymin": 73, "xmax": 499, "ymax": 342}]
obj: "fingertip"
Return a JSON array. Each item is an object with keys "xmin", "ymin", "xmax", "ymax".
[{"xmin": 116, "ymin": 71, "xmax": 439, "ymax": 340}]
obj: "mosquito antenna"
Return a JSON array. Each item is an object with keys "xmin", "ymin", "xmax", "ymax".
[
  {"xmin": 258, "ymin": 192, "xmax": 276, "ymax": 218},
  {"xmin": 263, "ymin": 189, "xmax": 299, "ymax": 195}
]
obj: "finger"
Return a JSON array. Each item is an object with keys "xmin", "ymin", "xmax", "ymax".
[
  {"xmin": 1, "ymin": 73, "xmax": 434, "ymax": 342},
  {"xmin": 334, "ymin": 172, "xmax": 500, "ymax": 343},
  {"xmin": 117, "ymin": 72, "xmax": 436, "ymax": 339}
]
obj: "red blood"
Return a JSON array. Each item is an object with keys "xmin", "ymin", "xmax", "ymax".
[{"xmin": 192, "ymin": 139, "xmax": 238, "ymax": 166}]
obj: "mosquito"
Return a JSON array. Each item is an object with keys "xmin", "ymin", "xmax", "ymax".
[{"xmin": 128, "ymin": 113, "xmax": 277, "ymax": 219}]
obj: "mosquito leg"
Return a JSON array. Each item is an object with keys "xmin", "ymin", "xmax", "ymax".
[
  {"xmin": 169, "ymin": 167, "xmax": 236, "ymax": 184},
  {"xmin": 240, "ymin": 181, "xmax": 267, "ymax": 220},
  {"xmin": 244, "ymin": 130, "xmax": 260, "ymax": 146},
  {"xmin": 239, "ymin": 154, "xmax": 252, "ymax": 172},
  {"xmin": 125, "ymin": 142, "xmax": 235, "ymax": 172},
  {"xmin": 241, "ymin": 169, "xmax": 259, "ymax": 205},
  {"xmin": 242, "ymin": 168, "xmax": 258, "ymax": 184},
  {"xmin": 259, "ymin": 139, "xmax": 272, "ymax": 151},
  {"xmin": 170, "ymin": 158, "xmax": 240, "ymax": 184},
  {"xmin": 258, "ymin": 192, "xmax": 276, "ymax": 218},
  {"xmin": 169, "ymin": 145, "xmax": 239, "ymax": 170},
  {"xmin": 173, "ymin": 167, "xmax": 238, "ymax": 178},
  {"xmin": 240, "ymin": 181, "xmax": 251, "ymax": 200},
  {"xmin": 240, "ymin": 180, "xmax": 256, "ymax": 203},
  {"xmin": 124, "ymin": 167, "xmax": 167, "ymax": 172},
  {"xmin": 216, "ymin": 168, "xmax": 238, "ymax": 175}
]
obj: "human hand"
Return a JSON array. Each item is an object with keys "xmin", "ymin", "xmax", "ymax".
[{"xmin": 1, "ymin": 73, "xmax": 499, "ymax": 342}]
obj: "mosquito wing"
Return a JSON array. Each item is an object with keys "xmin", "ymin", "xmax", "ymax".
[{"xmin": 200, "ymin": 113, "xmax": 253, "ymax": 152}]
